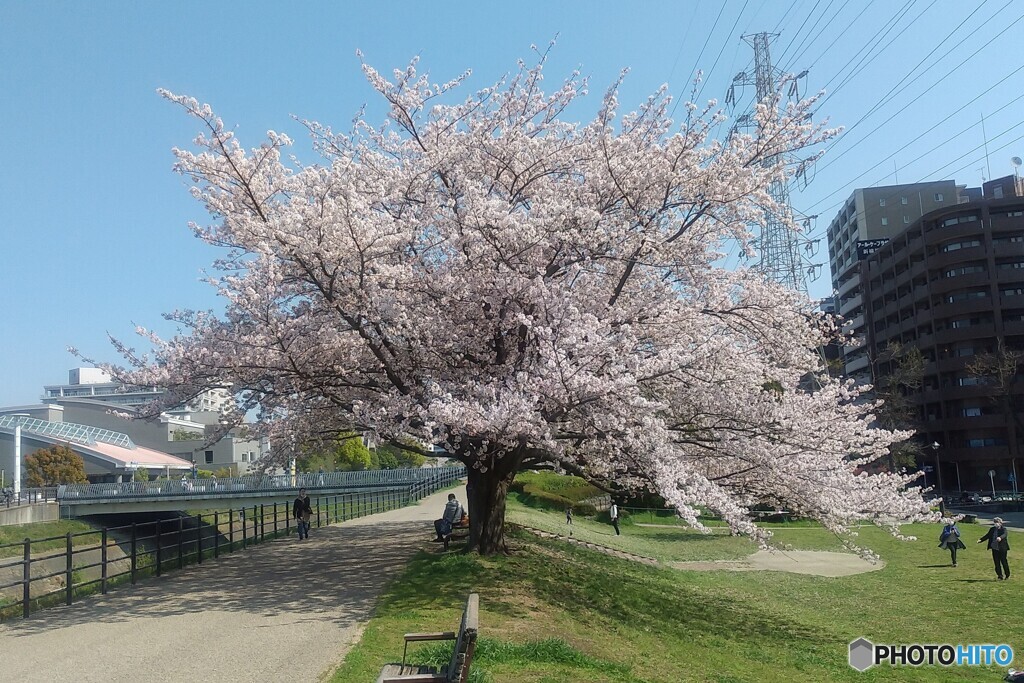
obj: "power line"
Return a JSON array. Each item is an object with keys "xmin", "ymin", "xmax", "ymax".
[
  {"xmin": 814, "ymin": 1, "xmax": 1002, "ymax": 168},
  {"xmin": 802, "ymin": 63, "xmax": 1024, "ymax": 214},
  {"xmin": 774, "ymin": 0, "xmax": 831, "ymax": 69},
  {"xmin": 782, "ymin": 0, "xmax": 856, "ymax": 74},
  {"xmin": 665, "ymin": 0, "xmax": 700, "ymax": 92},
  {"xmin": 802, "ymin": 0, "xmax": 879, "ymax": 71},
  {"xmin": 694, "ymin": 0, "xmax": 752, "ymax": 104},
  {"xmin": 669, "ymin": 0, "xmax": 729, "ymax": 120},
  {"xmin": 816, "ymin": 0, "xmax": 921, "ymax": 101},
  {"xmin": 806, "ymin": 116, "xmax": 1024, "ymax": 237}
]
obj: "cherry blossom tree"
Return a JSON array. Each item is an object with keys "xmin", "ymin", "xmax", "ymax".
[{"xmin": 86, "ymin": 49, "xmax": 931, "ymax": 555}]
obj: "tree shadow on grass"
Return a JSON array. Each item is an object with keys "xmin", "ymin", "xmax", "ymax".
[{"xmin": 378, "ymin": 530, "xmax": 831, "ymax": 647}]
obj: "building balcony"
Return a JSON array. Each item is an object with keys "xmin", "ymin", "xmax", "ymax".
[
  {"xmin": 936, "ymin": 355, "xmax": 974, "ymax": 373},
  {"xmin": 842, "ymin": 314, "xmax": 865, "ymax": 333},
  {"xmin": 844, "ymin": 354, "xmax": 870, "ymax": 375},
  {"xmin": 929, "ymin": 271, "xmax": 993, "ymax": 295},
  {"xmin": 927, "ymin": 246, "xmax": 987, "ymax": 270},
  {"xmin": 937, "ymin": 415, "xmax": 1007, "ymax": 431},
  {"xmin": 935, "ymin": 323, "xmax": 996, "ymax": 344},
  {"xmin": 839, "ymin": 294, "xmax": 863, "ymax": 316},
  {"xmin": 837, "ymin": 276, "xmax": 861, "ymax": 300}
]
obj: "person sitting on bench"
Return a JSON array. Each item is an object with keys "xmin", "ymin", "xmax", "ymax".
[{"xmin": 433, "ymin": 493, "xmax": 465, "ymax": 542}]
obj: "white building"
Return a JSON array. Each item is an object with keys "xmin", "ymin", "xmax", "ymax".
[{"xmin": 42, "ymin": 368, "xmax": 232, "ymax": 415}]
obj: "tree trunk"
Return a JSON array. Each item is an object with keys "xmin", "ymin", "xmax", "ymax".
[{"xmin": 463, "ymin": 449, "xmax": 523, "ymax": 555}]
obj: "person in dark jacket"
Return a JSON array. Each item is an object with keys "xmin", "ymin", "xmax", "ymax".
[
  {"xmin": 938, "ymin": 520, "xmax": 966, "ymax": 566},
  {"xmin": 977, "ymin": 517, "xmax": 1011, "ymax": 580},
  {"xmin": 293, "ymin": 488, "xmax": 313, "ymax": 540}
]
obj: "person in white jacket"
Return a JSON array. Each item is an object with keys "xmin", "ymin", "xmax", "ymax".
[{"xmin": 609, "ymin": 502, "xmax": 620, "ymax": 535}]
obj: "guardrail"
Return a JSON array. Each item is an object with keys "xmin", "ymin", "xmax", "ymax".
[
  {"xmin": 57, "ymin": 466, "xmax": 456, "ymax": 501},
  {"xmin": 2, "ymin": 488, "xmax": 60, "ymax": 508},
  {"xmin": 0, "ymin": 466, "xmax": 463, "ymax": 621}
]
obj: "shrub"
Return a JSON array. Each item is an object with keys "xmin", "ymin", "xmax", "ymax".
[{"xmin": 510, "ymin": 472, "xmax": 601, "ymax": 516}]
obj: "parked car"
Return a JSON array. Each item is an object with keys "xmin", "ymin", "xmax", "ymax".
[{"xmin": 960, "ymin": 492, "xmax": 982, "ymax": 505}]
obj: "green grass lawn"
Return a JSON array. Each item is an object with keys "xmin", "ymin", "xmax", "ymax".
[
  {"xmin": 0, "ymin": 519, "xmax": 97, "ymax": 558},
  {"xmin": 332, "ymin": 495, "xmax": 1021, "ymax": 682}
]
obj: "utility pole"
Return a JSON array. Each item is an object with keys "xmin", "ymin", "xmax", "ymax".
[{"xmin": 727, "ymin": 32, "xmax": 815, "ymax": 295}]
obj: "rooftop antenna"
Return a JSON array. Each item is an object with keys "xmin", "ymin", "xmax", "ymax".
[{"xmin": 981, "ymin": 114, "xmax": 992, "ymax": 183}]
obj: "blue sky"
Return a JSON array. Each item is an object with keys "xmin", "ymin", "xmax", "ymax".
[{"xmin": 1, "ymin": 1, "xmax": 1022, "ymax": 406}]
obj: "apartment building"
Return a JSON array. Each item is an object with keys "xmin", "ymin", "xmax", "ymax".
[
  {"xmin": 858, "ymin": 176, "xmax": 1024, "ymax": 491},
  {"xmin": 826, "ymin": 181, "xmax": 963, "ymax": 378}
]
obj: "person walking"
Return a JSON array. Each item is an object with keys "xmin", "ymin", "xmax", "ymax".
[
  {"xmin": 609, "ymin": 501, "xmax": 621, "ymax": 536},
  {"xmin": 432, "ymin": 493, "xmax": 464, "ymax": 542},
  {"xmin": 565, "ymin": 506, "xmax": 573, "ymax": 535},
  {"xmin": 977, "ymin": 517, "xmax": 1011, "ymax": 580},
  {"xmin": 938, "ymin": 519, "xmax": 966, "ymax": 566},
  {"xmin": 293, "ymin": 488, "xmax": 313, "ymax": 540}
]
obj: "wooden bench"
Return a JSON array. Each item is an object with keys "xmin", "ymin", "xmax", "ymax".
[
  {"xmin": 377, "ymin": 593, "xmax": 479, "ymax": 683},
  {"xmin": 442, "ymin": 518, "xmax": 470, "ymax": 551}
]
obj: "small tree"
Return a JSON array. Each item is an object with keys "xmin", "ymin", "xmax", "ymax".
[
  {"xmin": 871, "ymin": 342, "xmax": 926, "ymax": 472},
  {"xmin": 297, "ymin": 432, "xmax": 372, "ymax": 471},
  {"xmin": 25, "ymin": 445, "xmax": 89, "ymax": 486},
  {"xmin": 968, "ymin": 338, "xmax": 1024, "ymax": 457},
  {"xmin": 133, "ymin": 468, "xmax": 150, "ymax": 482},
  {"xmin": 374, "ymin": 442, "xmax": 425, "ymax": 469},
  {"xmin": 171, "ymin": 428, "xmax": 204, "ymax": 441}
]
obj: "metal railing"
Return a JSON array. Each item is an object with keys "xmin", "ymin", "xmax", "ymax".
[
  {"xmin": 3, "ymin": 487, "xmax": 60, "ymax": 508},
  {"xmin": 58, "ymin": 466, "xmax": 459, "ymax": 501},
  {"xmin": 0, "ymin": 466, "xmax": 463, "ymax": 621}
]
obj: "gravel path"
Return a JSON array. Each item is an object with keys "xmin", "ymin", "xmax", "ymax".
[{"xmin": 0, "ymin": 484, "xmax": 465, "ymax": 683}]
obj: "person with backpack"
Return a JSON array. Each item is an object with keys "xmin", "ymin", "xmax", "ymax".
[
  {"xmin": 432, "ymin": 493, "xmax": 464, "ymax": 542},
  {"xmin": 938, "ymin": 519, "xmax": 965, "ymax": 566}
]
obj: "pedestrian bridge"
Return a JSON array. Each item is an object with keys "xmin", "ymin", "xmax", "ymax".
[{"xmin": 56, "ymin": 466, "xmax": 464, "ymax": 515}]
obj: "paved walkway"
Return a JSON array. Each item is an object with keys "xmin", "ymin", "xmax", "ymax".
[{"xmin": 0, "ymin": 484, "xmax": 465, "ymax": 683}]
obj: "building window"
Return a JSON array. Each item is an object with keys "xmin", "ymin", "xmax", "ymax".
[
  {"xmin": 881, "ymin": 217, "xmax": 889, "ymax": 226},
  {"xmin": 879, "ymin": 198, "xmax": 886, "ymax": 207},
  {"xmin": 901, "ymin": 196, "xmax": 908, "ymax": 205},
  {"xmin": 958, "ymin": 376, "xmax": 983, "ymax": 386},
  {"xmin": 997, "ymin": 262, "xmax": 1024, "ymax": 270},
  {"xmin": 947, "ymin": 291, "xmax": 988, "ymax": 303},
  {"xmin": 963, "ymin": 407, "xmax": 982, "ymax": 417},
  {"xmin": 993, "ymin": 235, "xmax": 1024, "ymax": 245},
  {"xmin": 204, "ymin": 450, "xmax": 214, "ymax": 464},
  {"xmin": 955, "ymin": 347, "xmax": 975, "ymax": 357},
  {"xmin": 966, "ymin": 437, "xmax": 1004, "ymax": 447},
  {"xmin": 945, "ymin": 264, "xmax": 985, "ymax": 277},
  {"xmin": 935, "ymin": 193, "xmax": 944, "ymax": 202},
  {"xmin": 1002, "ymin": 210, "xmax": 1024, "ymax": 218},
  {"xmin": 903, "ymin": 215, "xmax": 910, "ymax": 224},
  {"xmin": 1002, "ymin": 287, "xmax": 1024, "ymax": 297},
  {"xmin": 941, "ymin": 239, "xmax": 981, "ymax": 252},
  {"xmin": 994, "ymin": 186, "xmax": 1004, "ymax": 199}
]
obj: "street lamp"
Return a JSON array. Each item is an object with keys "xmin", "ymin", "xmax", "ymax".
[{"xmin": 929, "ymin": 442, "xmax": 944, "ymax": 515}]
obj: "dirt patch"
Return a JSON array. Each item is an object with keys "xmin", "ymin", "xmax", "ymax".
[{"xmin": 670, "ymin": 550, "xmax": 885, "ymax": 577}]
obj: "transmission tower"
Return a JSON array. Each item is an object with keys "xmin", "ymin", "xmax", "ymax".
[{"xmin": 726, "ymin": 32, "xmax": 818, "ymax": 295}]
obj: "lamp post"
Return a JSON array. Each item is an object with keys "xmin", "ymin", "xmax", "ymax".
[
  {"xmin": 930, "ymin": 442, "xmax": 944, "ymax": 515},
  {"xmin": 988, "ymin": 469, "xmax": 997, "ymax": 500}
]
